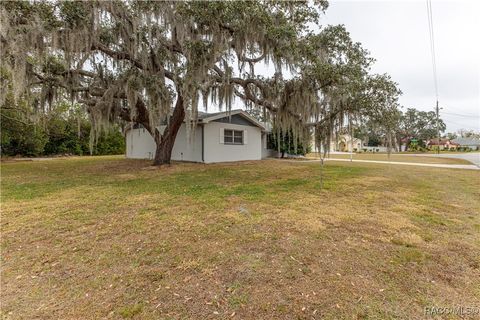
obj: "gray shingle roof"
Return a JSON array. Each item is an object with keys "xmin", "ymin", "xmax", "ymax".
[
  {"xmin": 452, "ymin": 137, "xmax": 480, "ymax": 146},
  {"xmin": 129, "ymin": 109, "xmax": 266, "ymax": 131},
  {"xmin": 197, "ymin": 109, "xmax": 243, "ymax": 120}
]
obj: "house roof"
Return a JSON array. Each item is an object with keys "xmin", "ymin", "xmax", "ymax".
[
  {"xmin": 452, "ymin": 137, "xmax": 480, "ymax": 146},
  {"xmin": 427, "ymin": 138, "xmax": 459, "ymax": 146},
  {"xmin": 197, "ymin": 109, "xmax": 266, "ymax": 130},
  {"xmin": 332, "ymin": 134, "xmax": 362, "ymax": 143},
  {"xmin": 127, "ymin": 109, "xmax": 266, "ymax": 132}
]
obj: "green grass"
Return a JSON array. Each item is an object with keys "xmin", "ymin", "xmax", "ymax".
[
  {"xmin": 1, "ymin": 156, "xmax": 479, "ymax": 319},
  {"xmin": 393, "ymin": 247, "xmax": 427, "ymax": 265},
  {"xmin": 118, "ymin": 303, "xmax": 144, "ymax": 319}
]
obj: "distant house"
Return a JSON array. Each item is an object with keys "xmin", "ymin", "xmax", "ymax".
[
  {"xmin": 126, "ymin": 109, "xmax": 272, "ymax": 163},
  {"xmin": 311, "ymin": 133, "xmax": 363, "ymax": 153},
  {"xmin": 426, "ymin": 138, "xmax": 459, "ymax": 151},
  {"xmin": 331, "ymin": 134, "xmax": 363, "ymax": 152},
  {"xmin": 452, "ymin": 137, "xmax": 480, "ymax": 151},
  {"xmin": 399, "ymin": 137, "xmax": 417, "ymax": 152}
]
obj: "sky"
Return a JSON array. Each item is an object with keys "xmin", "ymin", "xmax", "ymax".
[{"xmin": 321, "ymin": 0, "xmax": 480, "ymax": 133}]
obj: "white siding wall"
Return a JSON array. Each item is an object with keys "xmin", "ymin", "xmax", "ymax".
[
  {"xmin": 126, "ymin": 127, "xmax": 156, "ymax": 159},
  {"xmin": 203, "ymin": 122, "xmax": 262, "ymax": 163},
  {"xmin": 170, "ymin": 124, "xmax": 203, "ymax": 162},
  {"xmin": 125, "ymin": 124, "xmax": 202, "ymax": 162}
]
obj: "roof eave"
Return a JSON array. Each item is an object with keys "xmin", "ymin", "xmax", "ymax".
[{"xmin": 201, "ymin": 110, "xmax": 266, "ymax": 130}]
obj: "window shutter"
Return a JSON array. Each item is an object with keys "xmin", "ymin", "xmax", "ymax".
[
  {"xmin": 219, "ymin": 127, "xmax": 224, "ymax": 144},
  {"xmin": 243, "ymin": 130, "xmax": 248, "ymax": 144}
]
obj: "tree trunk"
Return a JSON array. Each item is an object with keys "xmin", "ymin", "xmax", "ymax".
[
  {"xmin": 152, "ymin": 95, "xmax": 185, "ymax": 166},
  {"xmin": 397, "ymin": 136, "xmax": 402, "ymax": 152},
  {"xmin": 404, "ymin": 138, "xmax": 410, "ymax": 151}
]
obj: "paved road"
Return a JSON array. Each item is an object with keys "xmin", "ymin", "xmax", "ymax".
[
  {"xmin": 293, "ymin": 158, "xmax": 480, "ymax": 170},
  {"xmin": 404, "ymin": 152, "xmax": 480, "ymax": 167}
]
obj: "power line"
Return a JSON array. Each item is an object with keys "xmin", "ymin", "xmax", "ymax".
[
  {"xmin": 426, "ymin": 0, "xmax": 439, "ymax": 101},
  {"xmin": 426, "ymin": 0, "xmax": 441, "ymax": 154},
  {"xmin": 415, "ymin": 107, "xmax": 480, "ymax": 118},
  {"xmin": 443, "ymin": 119, "xmax": 480, "ymax": 131},
  {"xmin": 441, "ymin": 111, "xmax": 480, "ymax": 118}
]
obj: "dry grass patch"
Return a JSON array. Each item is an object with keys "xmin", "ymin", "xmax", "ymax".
[{"xmin": 1, "ymin": 156, "xmax": 479, "ymax": 319}]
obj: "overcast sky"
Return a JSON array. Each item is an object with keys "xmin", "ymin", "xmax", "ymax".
[{"xmin": 322, "ymin": 0, "xmax": 480, "ymax": 133}]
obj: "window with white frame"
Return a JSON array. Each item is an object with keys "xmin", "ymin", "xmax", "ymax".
[{"xmin": 224, "ymin": 129, "xmax": 243, "ymax": 144}]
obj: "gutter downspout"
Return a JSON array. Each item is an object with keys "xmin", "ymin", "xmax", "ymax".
[{"xmin": 201, "ymin": 124, "xmax": 205, "ymax": 163}]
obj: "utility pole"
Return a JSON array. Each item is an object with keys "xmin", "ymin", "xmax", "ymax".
[
  {"xmin": 427, "ymin": 0, "xmax": 440, "ymax": 155},
  {"xmin": 436, "ymin": 100, "xmax": 440, "ymax": 155},
  {"xmin": 349, "ymin": 115, "xmax": 353, "ymax": 162}
]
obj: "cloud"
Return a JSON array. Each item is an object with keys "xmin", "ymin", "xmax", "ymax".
[{"xmin": 322, "ymin": 0, "xmax": 480, "ymax": 132}]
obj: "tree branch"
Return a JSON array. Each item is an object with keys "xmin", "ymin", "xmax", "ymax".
[
  {"xmin": 0, "ymin": 112, "xmax": 31, "ymax": 126},
  {"xmin": 91, "ymin": 42, "xmax": 146, "ymax": 70},
  {"xmin": 237, "ymin": 51, "xmax": 266, "ymax": 63}
]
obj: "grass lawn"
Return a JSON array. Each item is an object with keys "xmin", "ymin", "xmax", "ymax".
[
  {"xmin": 1, "ymin": 156, "xmax": 479, "ymax": 319},
  {"xmin": 308, "ymin": 152, "xmax": 473, "ymax": 165}
]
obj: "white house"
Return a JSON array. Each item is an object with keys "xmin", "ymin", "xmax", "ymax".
[{"xmin": 126, "ymin": 109, "xmax": 272, "ymax": 163}]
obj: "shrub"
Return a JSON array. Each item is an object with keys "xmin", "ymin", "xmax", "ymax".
[
  {"xmin": 267, "ymin": 131, "xmax": 310, "ymax": 157},
  {"xmin": 1, "ymin": 109, "xmax": 125, "ymax": 157},
  {"xmin": 1, "ymin": 112, "xmax": 48, "ymax": 157}
]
